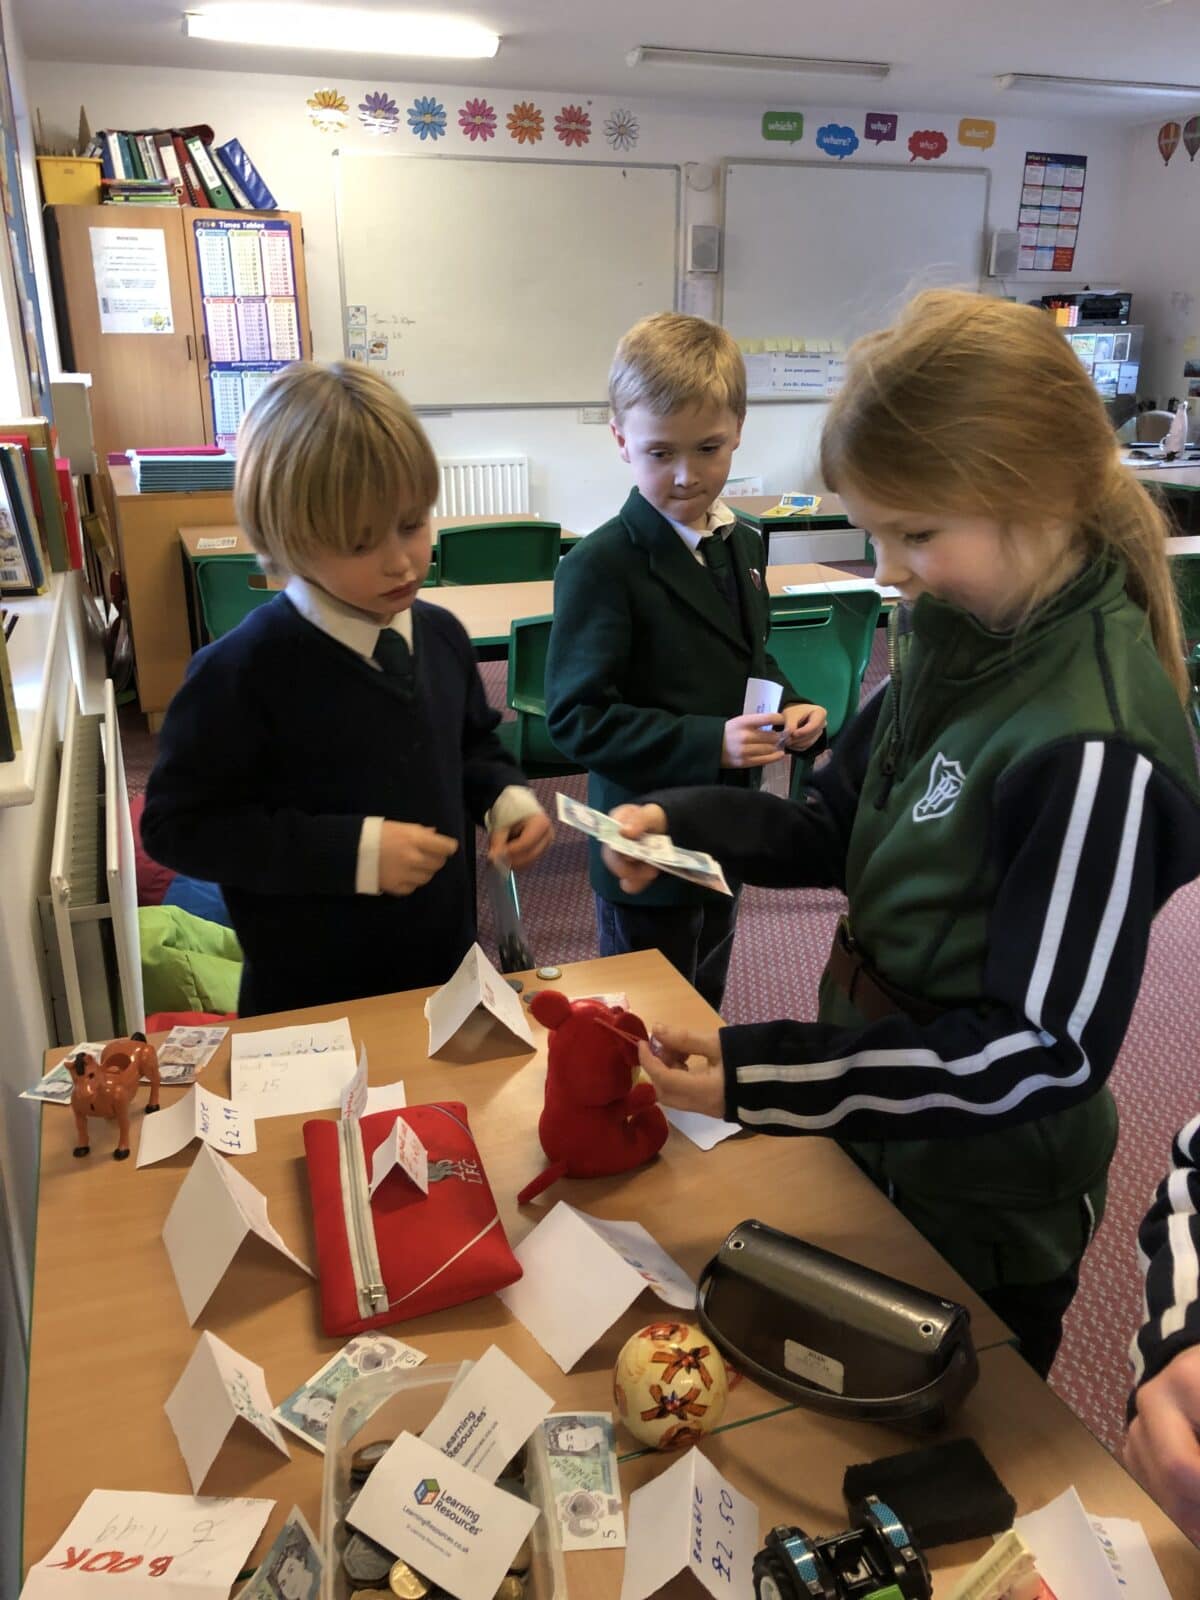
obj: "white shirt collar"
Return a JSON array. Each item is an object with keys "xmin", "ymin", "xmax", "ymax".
[
  {"xmin": 285, "ymin": 575, "xmax": 413, "ymax": 664},
  {"xmin": 664, "ymin": 497, "xmax": 737, "ymax": 554}
]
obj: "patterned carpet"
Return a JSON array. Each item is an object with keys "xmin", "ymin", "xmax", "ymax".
[{"xmin": 119, "ymin": 611, "xmax": 1200, "ymax": 1459}]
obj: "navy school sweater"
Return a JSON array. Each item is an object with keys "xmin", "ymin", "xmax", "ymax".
[{"xmin": 141, "ymin": 594, "xmax": 527, "ymax": 1017}]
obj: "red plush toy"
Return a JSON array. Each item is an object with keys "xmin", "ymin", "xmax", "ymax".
[{"xmin": 517, "ymin": 991, "xmax": 670, "ymax": 1204}]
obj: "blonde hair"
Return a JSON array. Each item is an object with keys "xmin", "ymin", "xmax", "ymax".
[
  {"xmin": 609, "ymin": 312, "xmax": 747, "ymax": 422},
  {"xmin": 821, "ymin": 289, "xmax": 1187, "ymax": 701},
  {"xmin": 234, "ymin": 362, "xmax": 439, "ymax": 577}
]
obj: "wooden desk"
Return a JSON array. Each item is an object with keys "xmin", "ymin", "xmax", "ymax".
[
  {"xmin": 610, "ymin": 1346, "xmax": 1200, "ymax": 1598},
  {"xmin": 727, "ymin": 493, "xmax": 856, "ymax": 565},
  {"xmin": 24, "ymin": 951, "xmax": 1009, "ymax": 1577},
  {"xmin": 421, "ymin": 562, "xmax": 875, "ymax": 650},
  {"xmin": 108, "ymin": 465, "xmax": 238, "ymax": 725},
  {"xmin": 179, "ymin": 516, "xmax": 579, "ymax": 563}
]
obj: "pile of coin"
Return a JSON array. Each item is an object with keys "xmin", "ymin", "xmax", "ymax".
[{"xmin": 338, "ymin": 1440, "xmax": 535, "ymax": 1600}]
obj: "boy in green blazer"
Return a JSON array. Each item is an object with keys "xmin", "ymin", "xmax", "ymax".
[{"xmin": 545, "ymin": 313, "xmax": 826, "ymax": 1009}]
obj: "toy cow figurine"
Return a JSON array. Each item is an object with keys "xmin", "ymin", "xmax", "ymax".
[
  {"xmin": 517, "ymin": 992, "xmax": 669, "ymax": 1204},
  {"xmin": 71, "ymin": 1032, "xmax": 162, "ymax": 1161}
]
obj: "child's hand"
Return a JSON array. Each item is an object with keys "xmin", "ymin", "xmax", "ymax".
[
  {"xmin": 637, "ymin": 1025, "xmax": 727, "ymax": 1119},
  {"xmin": 722, "ymin": 712, "xmax": 787, "ymax": 768},
  {"xmin": 780, "ymin": 702, "xmax": 828, "ymax": 752},
  {"xmin": 1125, "ymin": 1346, "xmax": 1200, "ymax": 1540},
  {"xmin": 378, "ymin": 821, "xmax": 458, "ymax": 895},
  {"xmin": 600, "ymin": 803, "xmax": 668, "ymax": 893},
  {"xmin": 489, "ymin": 811, "xmax": 554, "ymax": 870}
]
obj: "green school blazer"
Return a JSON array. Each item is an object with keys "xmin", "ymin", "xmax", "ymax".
[{"xmin": 545, "ymin": 487, "xmax": 804, "ymax": 906}]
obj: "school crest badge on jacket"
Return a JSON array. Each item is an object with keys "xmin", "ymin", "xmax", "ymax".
[{"xmin": 913, "ymin": 752, "xmax": 966, "ymax": 822}]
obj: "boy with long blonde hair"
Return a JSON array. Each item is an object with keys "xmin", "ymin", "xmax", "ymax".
[
  {"xmin": 143, "ymin": 362, "xmax": 551, "ymax": 1016},
  {"xmin": 606, "ymin": 290, "xmax": 1200, "ymax": 1375}
]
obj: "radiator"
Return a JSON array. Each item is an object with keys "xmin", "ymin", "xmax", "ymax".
[
  {"xmin": 40, "ymin": 681, "xmax": 144, "ymax": 1043},
  {"xmin": 436, "ymin": 456, "xmax": 530, "ymax": 518}
]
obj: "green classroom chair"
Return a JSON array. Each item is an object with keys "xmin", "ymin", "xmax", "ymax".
[
  {"xmin": 437, "ymin": 520, "xmax": 561, "ymax": 585},
  {"xmin": 193, "ymin": 555, "xmax": 274, "ymax": 641},
  {"xmin": 495, "ymin": 613, "xmax": 581, "ymax": 778},
  {"xmin": 767, "ymin": 588, "xmax": 882, "ymax": 797}
]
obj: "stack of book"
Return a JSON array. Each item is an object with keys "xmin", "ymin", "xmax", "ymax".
[
  {"xmin": 127, "ymin": 449, "xmax": 237, "ymax": 492},
  {"xmin": 102, "ymin": 175, "xmax": 181, "ymax": 206},
  {"xmin": 0, "ymin": 417, "xmax": 83, "ymax": 598},
  {"xmin": 90, "ymin": 125, "xmax": 277, "ymax": 211}
]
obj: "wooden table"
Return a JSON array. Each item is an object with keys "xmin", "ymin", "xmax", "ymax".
[
  {"xmin": 421, "ymin": 562, "xmax": 881, "ymax": 651},
  {"xmin": 179, "ymin": 516, "xmax": 579, "ymax": 565},
  {"xmin": 726, "ymin": 493, "xmax": 856, "ymax": 565},
  {"xmin": 24, "ymin": 951, "xmax": 1012, "ymax": 1582},
  {"xmin": 108, "ymin": 464, "xmax": 240, "ymax": 725},
  {"xmin": 611, "ymin": 1346, "xmax": 1200, "ymax": 1598}
]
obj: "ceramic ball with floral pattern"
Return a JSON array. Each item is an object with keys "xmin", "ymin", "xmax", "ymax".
[{"xmin": 612, "ymin": 1321, "xmax": 728, "ymax": 1449}]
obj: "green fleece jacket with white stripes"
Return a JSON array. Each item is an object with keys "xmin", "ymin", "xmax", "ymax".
[{"xmin": 650, "ymin": 557, "xmax": 1200, "ymax": 1289}]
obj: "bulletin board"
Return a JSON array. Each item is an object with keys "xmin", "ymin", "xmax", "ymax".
[
  {"xmin": 720, "ymin": 160, "xmax": 989, "ymax": 400},
  {"xmin": 335, "ymin": 152, "xmax": 680, "ymax": 407}
]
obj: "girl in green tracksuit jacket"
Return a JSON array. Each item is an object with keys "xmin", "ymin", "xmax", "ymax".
[{"xmin": 606, "ymin": 290, "xmax": 1200, "ymax": 1377}]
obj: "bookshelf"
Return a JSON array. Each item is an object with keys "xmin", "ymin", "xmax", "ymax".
[{"xmin": 43, "ymin": 205, "xmax": 310, "ymax": 464}]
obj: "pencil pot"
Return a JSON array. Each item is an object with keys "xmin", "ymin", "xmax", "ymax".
[{"xmin": 320, "ymin": 1360, "xmax": 566, "ymax": 1600}]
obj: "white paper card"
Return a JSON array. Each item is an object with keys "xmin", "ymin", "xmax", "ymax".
[
  {"xmin": 665, "ymin": 1108, "xmax": 742, "ymax": 1151},
  {"xmin": 369, "ymin": 1115, "xmax": 429, "ymax": 1198},
  {"xmin": 741, "ymin": 677, "xmax": 782, "ymax": 724},
  {"xmin": 1089, "ymin": 1513, "xmax": 1172, "ymax": 1600},
  {"xmin": 347, "ymin": 1431, "xmax": 538, "ymax": 1600},
  {"xmin": 136, "ymin": 1084, "xmax": 256, "ymax": 1167},
  {"xmin": 162, "ymin": 1144, "xmax": 311, "ymax": 1324},
  {"xmin": 498, "ymin": 1202, "xmax": 695, "ymax": 1372},
  {"xmin": 18, "ymin": 1489, "xmax": 272, "ymax": 1600},
  {"xmin": 164, "ymin": 1331, "xmax": 289, "ymax": 1492},
  {"xmin": 231, "ymin": 1017, "xmax": 354, "ymax": 1058},
  {"xmin": 231, "ymin": 1051, "xmax": 358, "ymax": 1120},
  {"xmin": 620, "ymin": 1448, "xmax": 757, "ymax": 1600},
  {"xmin": 1013, "ymin": 1487, "xmax": 1124, "ymax": 1599},
  {"xmin": 339, "ymin": 1044, "xmax": 369, "ymax": 1120},
  {"xmin": 425, "ymin": 942, "xmax": 535, "ymax": 1055},
  {"xmin": 365, "ymin": 1081, "xmax": 407, "ymax": 1115},
  {"xmin": 421, "ymin": 1345, "xmax": 554, "ymax": 1482}
]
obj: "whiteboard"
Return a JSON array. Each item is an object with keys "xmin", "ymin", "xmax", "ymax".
[
  {"xmin": 336, "ymin": 153, "xmax": 680, "ymax": 407},
  {"xmin": 720, "ymin": 160, "xmax": 989, "ymax": 397}
]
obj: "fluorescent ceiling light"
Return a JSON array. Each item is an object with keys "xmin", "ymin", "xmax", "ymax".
[
  {"xmin": 183, "ymin": 6, "xmax": 500, "ymax": 58},
  {"xmin": 996, "ymin": 71, "xmax": 1200, "ymax": 99},
  {"xmin": 627, "ymin": 45, "xmax": 889, "ymax": 80}
]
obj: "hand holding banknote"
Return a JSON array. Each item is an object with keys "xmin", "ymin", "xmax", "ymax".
[{"xmin": 601, "ymin": 803, "xmax": 669, "ymax": 894}]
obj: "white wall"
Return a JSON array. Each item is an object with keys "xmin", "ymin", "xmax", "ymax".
[
  {"xmin": 1119, "ymin": 117, "xmax": 1200, "ymax": 410},
  {"xmin": 30, "ymin": 61, "xmax": 1129, "ymax": 532}
]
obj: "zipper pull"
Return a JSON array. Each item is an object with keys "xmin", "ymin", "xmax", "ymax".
[{"xmin": 876, "ymin": 742, "xmax": 899, "ymax": 808}]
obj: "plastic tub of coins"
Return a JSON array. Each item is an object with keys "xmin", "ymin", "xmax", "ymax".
[{"xmin": 320, "ymin": 1360, "xmax": 566, "ymax": 1600}]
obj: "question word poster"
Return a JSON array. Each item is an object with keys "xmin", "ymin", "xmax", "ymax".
[{"xmin": 1018, "ymin": 152, "xmax": 1087, "ymax": 272}]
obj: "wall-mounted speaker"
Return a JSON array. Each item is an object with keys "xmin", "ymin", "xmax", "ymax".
[
  {"xmin": 688, "ymin": 223, "xmax": 721, "ymax": 274},
  {"xmin": 988, "ymin": 228, "xmax": 1020, "ymax": 277}
]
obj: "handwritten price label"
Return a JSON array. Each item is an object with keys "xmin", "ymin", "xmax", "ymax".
[
  {"xmin": 689, "ymin": 1464, "xmax": 753, "ymax": 1600},
  {"xmin": 48, "ymin": 1548, "xmax": 175, "ymax": 1576}
]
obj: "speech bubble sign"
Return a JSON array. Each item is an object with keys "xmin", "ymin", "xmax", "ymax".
[
  {"xmin": 864, "ymin": 112, "xmax": 898, "ymax": 144},
  {"xmin": 762, "ymin": 112, "xmax": 804, "ymax": 143},
  {"xmin": 958, "ymin": 117, "xmax": 995, "ymax": 150},
  {"xmin": 908, "ymin": 128, "xmax": 949, "ymax": 163},
  {"xmin": 816, "ymin": 123, "xmax": 859, "ymax": 160}
]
